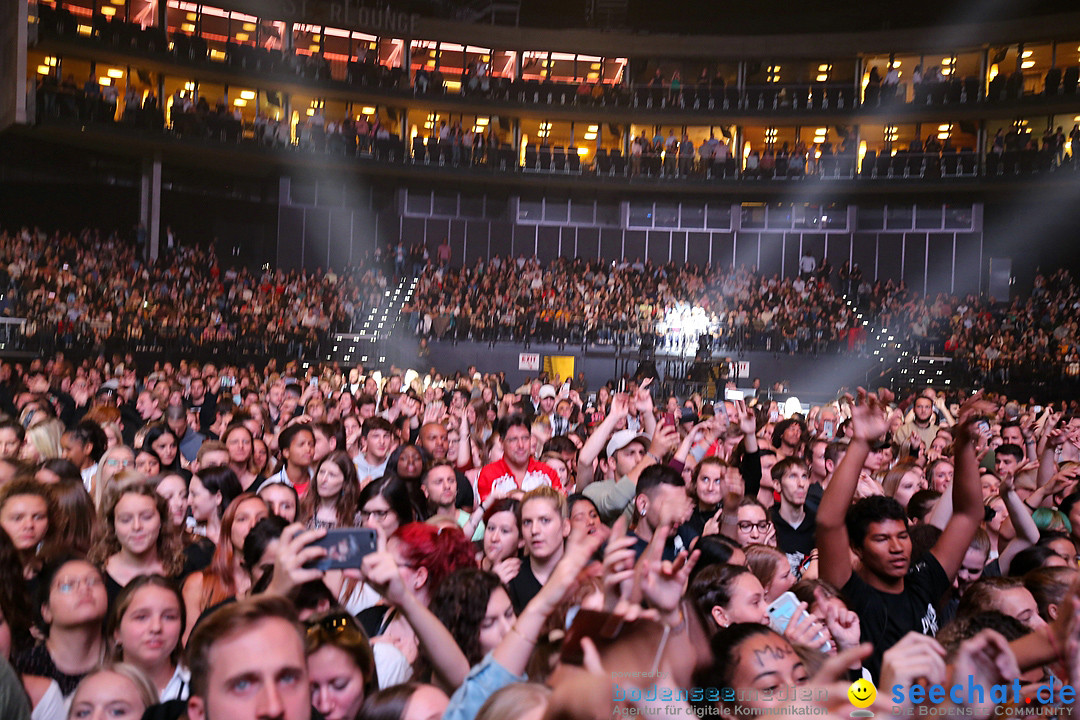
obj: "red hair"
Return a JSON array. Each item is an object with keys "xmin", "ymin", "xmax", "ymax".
[
  {"xmin": 201, "ymin": 492, "xmax": 266, "ymax": 609},
  {"xmin": 392, "ymin": 522, "xmax": 476, "ymax": 592}
]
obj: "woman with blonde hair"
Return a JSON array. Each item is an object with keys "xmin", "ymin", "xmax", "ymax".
[
  {"xmin": 91, "ymin": 445, "xmax": 135, "ymax": 507},
  {"xmin": 475, "ymin": 682, "xmax": 551, "ymax": 720},
  {"xmin": 23, "ymin": 418, "xmax": 64, "ymax": 463},
  {"xmin": 66, "ymin": 662, "xmax": 159, "ymax": 720},
  {"xmin": 744, "ymin": 544, "xmax": 796, "ymax": 603}
]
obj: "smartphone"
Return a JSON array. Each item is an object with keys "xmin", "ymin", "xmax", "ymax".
[
  {"xmin": 823, "ymin": 420, "xmax": 834, "ymax": 439},
  {"xmin": 309, "ymin": 376, "xmax": 319, "ymax": 388},
  {"xmin": 725, "ymin": 388, "xmax": 745, "ymax": 401},
  {"xmin": 306, "ymin": 528, "xmax": 378, "ymax": 571},
  {"xmin": 662, "ymin": 411, "xmax": 677, "ymax": 426},
  {"xmin": 976, "ymin": 419, "xmax": 991, "ymax": 436},
  {"xmin": 767, "ymin": 591, "xmax": 832, "ymax": 654},
  {"xmin": 769, "ymin": 410, "xmax": 781, "ymax": 423}
]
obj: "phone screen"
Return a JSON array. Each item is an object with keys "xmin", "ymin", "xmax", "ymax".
[{"xmin": 306, "ymin": 528, "xmax": 378, "ymax": 571}]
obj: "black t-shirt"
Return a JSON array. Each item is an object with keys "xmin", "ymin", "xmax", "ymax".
[
  {"xmin": 628, "ymin": 525, "xmax": 698, "ymax": 563},
  {"xmin": 805, "ymin": 482, "xmax": 824, "ymax": 515},
  {"xmin": 13, "ymin": 644, "xmax": 86, "ymax": 695},
  {"xmin": 769, "ymin": 505, "xmax": 817, "ymax": 571},
  {"xmin": 841, "ymin": 552, "xmax": 951, "ymax": 681},
  {"xmin": 507, "ymin": 558, "xmax": 542, "ymax": 613}
]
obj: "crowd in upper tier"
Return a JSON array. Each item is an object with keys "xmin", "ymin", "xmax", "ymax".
[{"xmin": 1, "ymin": 341, "xmax": 1080, "ymax": 720}]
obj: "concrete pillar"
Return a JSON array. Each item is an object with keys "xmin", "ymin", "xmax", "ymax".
[{"xmin": 140, "ymin": 152, "xmax": 162, "ymax": 259}]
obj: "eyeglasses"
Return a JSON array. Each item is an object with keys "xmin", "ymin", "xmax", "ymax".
[
  {"xmin": 360, "ymin": 509, "xmax": 390, "ymax": 522},
  {"xmin": 737, "ymin": 520, "xmax": 772, "ymax": 534},
  {"xmin": 55, "ymin": 576, "xmax": 103, "ymax": 594},
  {"xmin": 105, "ymin": 458, "xmax": 132, "ymax": 468}
]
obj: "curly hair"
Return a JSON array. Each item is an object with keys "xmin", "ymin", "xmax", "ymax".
[
  {"xmin": 430, "ymin": 567, "xmax": 505, "ymax": 665},
  {"xmin": 298, "ymin": 450, "xmax": 361, "ymax": 528},
  {"xmin": 89, "ymin": 478, "xmax": 185, "ymax": 577}
]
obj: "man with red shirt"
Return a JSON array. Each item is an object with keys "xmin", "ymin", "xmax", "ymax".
[{"xmin": 477, "ymin": 414, "xmax": 562, "ymax": 501}]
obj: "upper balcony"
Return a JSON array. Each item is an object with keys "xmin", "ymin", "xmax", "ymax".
[{"xmin": 28, "ymin": 0, "xmax": 1080, "ymax": 130}]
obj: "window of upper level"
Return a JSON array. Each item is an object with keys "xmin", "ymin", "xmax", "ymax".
[{"xmin": 520, "ymin": 51, "xmax": 626, "ymax": 85}]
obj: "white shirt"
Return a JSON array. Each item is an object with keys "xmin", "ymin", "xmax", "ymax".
[
  {"xmin": 31, "ymin": 680, "xmax": 67, "ymax": 720},
  {"xmin": 161, "ymin": 665, "xmax": 191, "ymax": 702},
  {"xmin": 354, "ymin": 454, "xmax": 388, "ymax": 483}
]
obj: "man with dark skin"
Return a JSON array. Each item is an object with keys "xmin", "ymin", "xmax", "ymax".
[{"xmin": 817, "ymin": 388, "xmax": 989, "ymax": 680}]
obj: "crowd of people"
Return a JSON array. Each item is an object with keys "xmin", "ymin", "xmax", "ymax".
[
  {"xmin": 0, "ymin": 225, "xmax": 389, "ymax": 361},
  {"xmin": 1, "ymin": 346, "xmax": 1080, "ymax": 720},
  {"xmin": 9, "ymin": 223, "xmax": 1080, "ymax": 389}
]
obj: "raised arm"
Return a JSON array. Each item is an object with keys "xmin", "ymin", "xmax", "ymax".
[
  {"xmin": 361, "ymin": 536, "xmax": 470, "ymax": 689},
  {"xmin": 731, "ymin": 401, "xmax": 762, "ymax": 498},
  {"xmin": 494, "ymin": 528, "xmax": 605, "ymax": 674},
  {"xmin": 997, "ymin": 479, "xmax": 1039, "ymax": 577},
  {"xmin": 634, "ymin": 378, "xmax": 657, "ymax": 439},
  {"xmin": 930, "ymin": 394, "xmax": 997, "ymax": 580},
  {"xmin": 816, "ymin": 389, "xmax": 892, "ymax": 589},
  {"xmin": 576, "ymin": 393, "xmax": 630, "ymax": 491}
]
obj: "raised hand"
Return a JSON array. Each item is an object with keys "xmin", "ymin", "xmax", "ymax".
[
  {"xmin": 609, "ymin": 393, "xmax": 631, "ymax": 422},
  {"xmin": 731, "ymin": 399, "xmax": 757, "ymax": 436},
  {"xmin": 633, "ymin": 377, "xmax": 655, "ymax": 415},
  {"xmin": 601, "ymin": 516, "xmax": 638, "ymax": 609},
  {"xmin": 491, "ymin": 557, "xmax": 522, "ymax": 585},
  {"xmin": 949, "ymin": 630, "xmax": 1020, "ymax": 715},
  {"xmin": 264, "ymin": 524, "xmax": 327, "ymax": 597},
  {"xmin": 953, "ymin": 391, "xmax": 998, "ymax": 447},
  {"xmin": 648, "ymin": 421, "xmax": 680, "ymax": 459},
  {"xmin": 360, "ymin": 528, "xmax": 409, "ymax": 606},
  {"xmin": 782, "ymin": 601, "xmax": 829, "ymax": 650},
  {"xmin": 848, "ymin": 387, "xmax": 892, "ymax": 443},
  {"xmin": 879, "ymin": 632, "xmax": 948, "ymax": 708},
  {"xmin": 823, "ymin": 602, "xmax": 861, "ymax": 652},
  {"xmin": 422, "ymin": 402, "xmax": 447, "ymax": 424}
]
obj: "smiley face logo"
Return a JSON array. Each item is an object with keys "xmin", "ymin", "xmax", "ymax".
[{"xmin": 848, "ymin": 678, "xmax": 876, "ymax": 709}]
